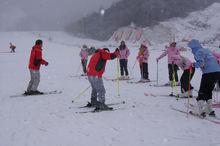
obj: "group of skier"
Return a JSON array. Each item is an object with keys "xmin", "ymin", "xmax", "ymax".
[{"xmin": 23, "ymin": 39, "xmax": 220, "ymax": 116}]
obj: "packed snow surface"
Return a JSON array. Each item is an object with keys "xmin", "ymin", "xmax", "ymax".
[{"xmin": 1, "ymin": 31, "xmax": 220, "ymax": 146}]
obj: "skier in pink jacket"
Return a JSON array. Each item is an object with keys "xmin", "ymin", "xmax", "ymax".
[
  {"xmin": 136, "ymin": 42, "xmax": 150, "ymax": 81},
  {"xmin": 119, "ymin": 41, "xmax": 130, "ymax": 79},
  {"xmin": 156, "ymin": 42, "xmax": 187, "ymax": 85},
  {"xmin": 171, "ymin": 55, "xmax": 195, "ymax": 98},
  {"xmin": 79, "ymin": 45, "xmax": 89, "ymax": 75},
  {"xmin": 212, "ymin": 45, "xmax": 220, "ymax": 88}
]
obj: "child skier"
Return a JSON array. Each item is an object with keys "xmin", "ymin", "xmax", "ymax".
[
  {"xmin": 119, "ymin": 41, "xmax": 130, "ymax": 79},
  {"xmin": 156, "ymin": 42, "xmax": 186, "ymax": 86},
  {"xmin": 188, "ymin": 39, "xmax": 220, "ymax": 117},
  {"xmin": 136, "ymin": 42, "xmax": 150, "ymax": 82},
  {"xmin": 171, "ymin": 55, "xmax": 195, "ymax": 98},
  {"xmin": 86, "ymin": 48, "xmax": 119, "ymax": 110},
  {"xmin": 9, "ymin": 42, "xmax": 16, "ymax": 53},
  {"xmin": 79, "ymin": 45, "xmax": 89, "ymax": 76}
]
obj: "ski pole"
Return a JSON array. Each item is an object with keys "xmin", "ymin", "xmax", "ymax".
[
  {"xmin": 72, "ymin": 85, "xmax": 91, "ymax": 103},
  {"xmin": 171, "ymin": 64, "xmax": 179, "ymax": 99},
  {"xmin": 117, "ymin": 57, "xmax": 120, "ymax": 97},
  {"xmin": 130, "ymin": 59, "xmax": 137, "ymax": 76},
  {"xmin": 187, "ymin": 67, "xmax": 192, "ymax": 117},
  {"xmin": 156, "ymin": 61, "xmax": 159, "ymax": 86}
]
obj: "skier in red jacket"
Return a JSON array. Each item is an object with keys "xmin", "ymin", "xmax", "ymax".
[
  {"xmin": 25, "ymin": 39, "xmax": 48, "ymax": 95},
  {"xmin": 86, "ymin": 48, "xmax": 119, "ymax": 110}
]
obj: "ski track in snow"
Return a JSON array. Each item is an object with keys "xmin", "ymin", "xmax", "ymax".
[{"xmin": 0, "ymin": 31, "xmax": 220, "ymax": 146}]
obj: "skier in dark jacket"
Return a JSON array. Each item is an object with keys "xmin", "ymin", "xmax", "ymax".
[
  {"xmin": 188, "ymin": 39, "xmax": 220, "ymax": 117},
  {"xmin": 86, "ymin": 48, "xmax": 119, "ymax": 110}
]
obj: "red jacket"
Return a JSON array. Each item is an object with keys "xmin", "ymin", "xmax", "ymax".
[
  {"xmin": 87, "ymin": 49, "xmax": 118, "ymax": 77},
  {"xmin": 28, "ymin": 45, "xmax": 48, "ymax": 70}
]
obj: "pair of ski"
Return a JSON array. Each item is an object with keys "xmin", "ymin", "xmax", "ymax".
[
  {"xmin": 127, "ymin": 79, "xmax": 153, "ymax": 84},
  {"xmin": 150, "ymin": 83, "xmax": 180, "ymax": 87},
  {"xmin": 10, "ymin": 90, "xmax": 62, "ymax": 98},
  {"xmin": 144, "ymin": 92, "xmax": 191, "ymax": 99},
  {"xmin": 170, "ymin": 105, "xmax": 220, "ymax": 125},
  {"xmin": 75, "ymin": 101, "xmax": 126, "ymax": 114},
  {"xmin": 104, "ymin": 77, "xmax": 133, "ymax": 82}
]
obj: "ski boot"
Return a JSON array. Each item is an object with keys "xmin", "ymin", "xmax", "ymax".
[
  {"xmin": 197, "ymin": 100, "xmax": 206, "ymax": 118},
  {"xmin": 94, "ymin": 102, "xmax": 113, "ymax": 111},
  {"xmin": 206, "ymin": 99, "xmax": 215, "ymax": 117}
]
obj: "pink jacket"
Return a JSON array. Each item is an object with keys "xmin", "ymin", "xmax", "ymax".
[
  {"xmin": 212, "ymin": 50, "xmax": 220, "ymax": 64},
  {"xmin": 119, "ymin": 47, "xmax": 130, "ymax": 59},
  {"xmin": 171, "ymin": 55, "xmax": 192, "ymax": 70},
  {"xmin": 157, "ymin": 46, "xmax": 187, "ymax": 64},
  {"xmin": 137, "ymin": 46, "xmax": 149, "ymax": 63},
  {"xmin": 79, "ymin": 49, "xmax": 88, "ymax": 60}
]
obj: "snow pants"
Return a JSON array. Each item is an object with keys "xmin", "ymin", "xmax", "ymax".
[
  {"xmin": 119, "ymin": 59, "xmax": 129, "ymax": 76},
  {"xmin": 197, "ymin": 72, "xmax": 220, "ymax": 101},
  {"xmin": 168, "ymin": 64, "xmax": 179, "ymax": 82},
  {"xmin": 27, "ymin": 69, "xmax": 40, "ymax": 91},
  {"xmin": 88, "ymin": 76, "xmax": 106, "ymax": 103},
  {"xmin": 81, "ymin": 59, "xmax": 87, "ymax": 74},
  {"xmin": 140, "ymin": 63, "xmax": 149, "ymax": 80},
  {"xmin": 180, "ymin": 67, "xmax": 195, "ymax": 93}
]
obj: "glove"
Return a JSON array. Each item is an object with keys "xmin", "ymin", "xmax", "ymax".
[
  {"xmin": 45, "ymin": 62, "xmax": 49, "ymax": 66},
  {"xmin": 114, "ymin": 48, "xmax": 119, "ymax": 57}
]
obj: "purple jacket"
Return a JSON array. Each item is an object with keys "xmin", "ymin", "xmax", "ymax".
[
  {"xmin": 79, "ymin": 49, "xmax": 88, "ymax": 60},
  {"xmin": 171, "ymin": 55, "xmax": 192, "ymax": 70},
  {"xmin": 157, "ymin": 46, "xmax": 187, "ymax": 64}
]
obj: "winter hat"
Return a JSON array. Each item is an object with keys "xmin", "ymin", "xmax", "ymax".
[
  {"xmin": 170, "ymin": 42, "xmax": 176, "ymax": 46},
  {"xmin": 82, "ymin": 44, "xmax": 88, "ymax": 48},
  {"xmin": 35, "ymin": 39, "xmax": 43, "ymax": 45},
  {"xmin": 103, "ymin": 48, "xmax": 110, "ymax": 52}
]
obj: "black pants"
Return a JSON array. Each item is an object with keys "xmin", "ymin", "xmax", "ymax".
[
  {"xmin": 120, "ymin": 59, "xmax": 129, "ymax": 76},
  {"xmin": 180, "ymin": 67, "xmax": 195, "ymax": 93},
  {"xmin": 81, "ymin": 59, "xmax": 87, "ymax": 74},
  {"xmin": 140, "ymin": 63, "xmax": 149, "ymax": 80},
  {"xmin": 197, "ymin": 72, "xmax": 220, "ymax": 101},
  {"xmin": 168, "ymin": 64, "xmax": 179, "ymax": 82}
]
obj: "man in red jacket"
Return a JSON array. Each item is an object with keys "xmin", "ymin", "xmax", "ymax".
[
  {"xmin": 25, "ymin": 39, "xmax": 48, "ymax": 95},
  {"xmin": 86, "ymin": 48, "xmax": 119, "ymax": 110}
]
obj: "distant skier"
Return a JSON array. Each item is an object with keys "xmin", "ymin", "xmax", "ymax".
[
  {"xmin": 119, "ymin": 41, "xmax": 130, "ymax": 79},
  {"xmin": 86, "ymin": 48, "xmax": 119, "ymax": 110},
  {"xmin": 171, "ymin": 55, "xmax": 195, "ymax": 98},
  {"xmin": 188, "ymin": 39, "xmax": 220, "ymax": 117},
  {"xmin": 156, "ymin": 42, "xmax": 186, "ymax": 86},
  {"xmin": 9, "ymin": 42, "xmax": 16, "ymax": 53},
  {"xmin": 25, "ymin": 39, "xmax": 48, "ymax": 95},
  {"xmin": 136, "ymin": 41, "xmax": 150, "ymax": 82},
  {"xmin": 79, "ymin": 45, "xmax": 89, "ymax": 76}
]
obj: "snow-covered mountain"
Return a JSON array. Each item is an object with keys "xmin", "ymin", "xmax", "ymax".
[{"xmin": 110, "ymin": 3, "xmax": 220, "ymax": 48}]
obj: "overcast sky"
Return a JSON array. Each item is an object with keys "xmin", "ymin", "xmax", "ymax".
[{"xmin": 0, "ymin": 0, "xmax": 119, "ymax": 31}]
